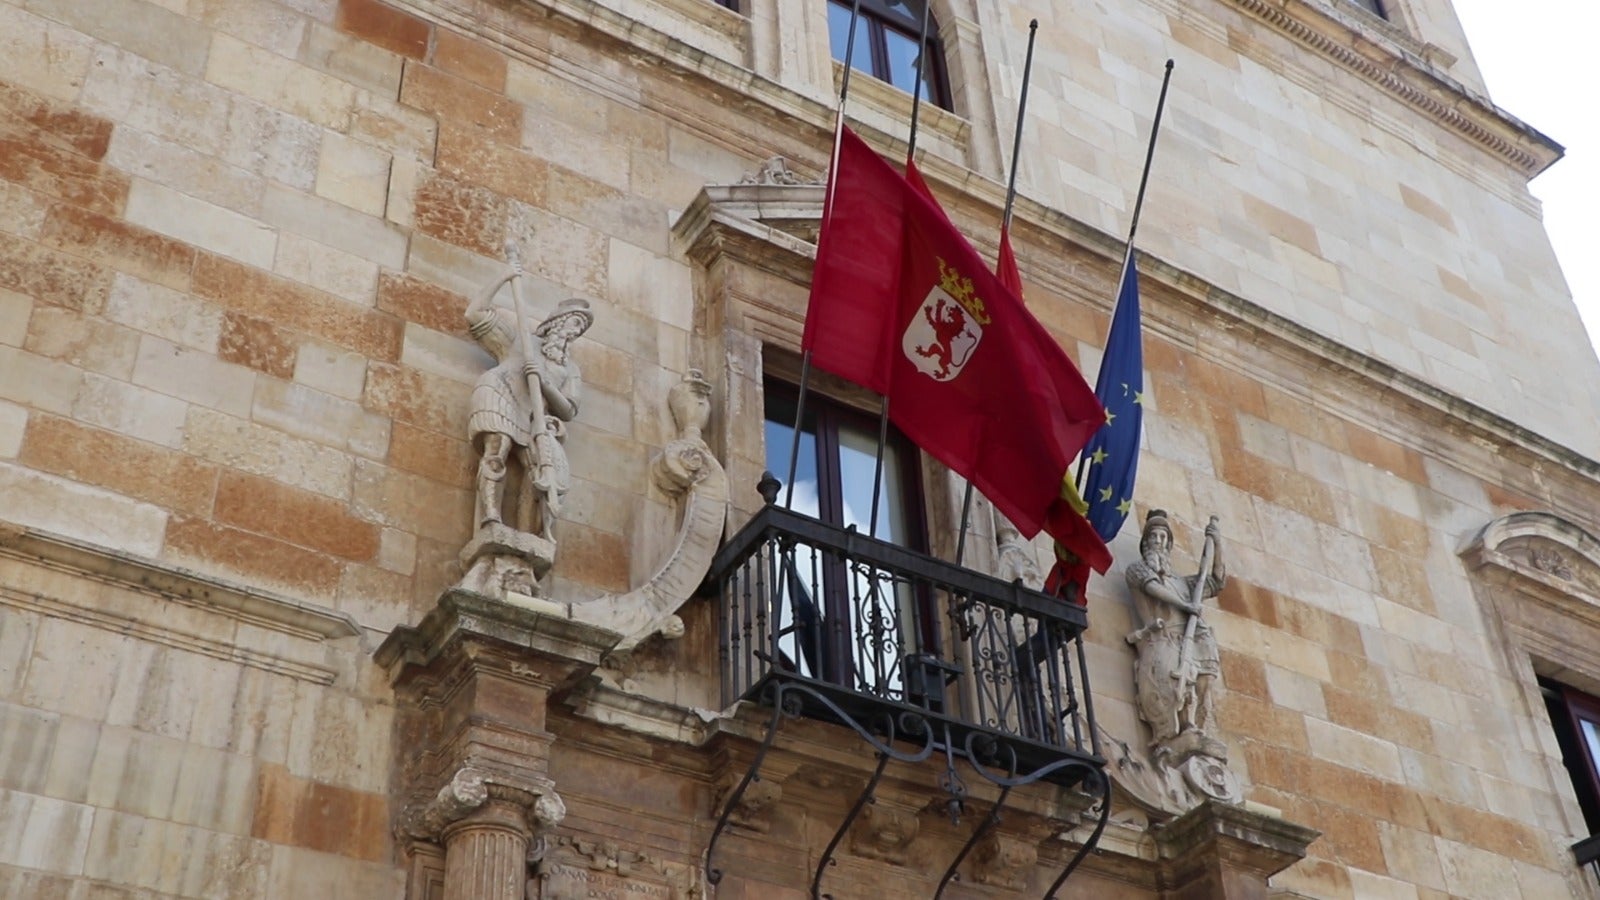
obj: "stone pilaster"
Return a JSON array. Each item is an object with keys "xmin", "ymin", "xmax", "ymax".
[
  {"xmin": 441, "ymin": 800, "xmax": 533, "ymax": 900},
  {"xmin": 378, "ymin": 589, "xmax": 617, "ymax": 900}
]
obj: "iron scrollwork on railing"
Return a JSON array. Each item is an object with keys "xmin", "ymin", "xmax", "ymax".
[{"xmin": 706, "ymin": 492, "xmax": 1110, "ymax": 896}]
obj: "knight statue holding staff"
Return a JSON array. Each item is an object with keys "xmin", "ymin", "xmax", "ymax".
[
  {"xmin": 1125, "ymin": 509, "xmax": 1228, "ymax": 765},
  {"xmin": 464, "ymin": 245, "xmax": 591, "ymax": 547}
]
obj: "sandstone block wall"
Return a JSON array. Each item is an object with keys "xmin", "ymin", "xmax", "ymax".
[{"xmin": 0, "ymin": 0, "xmax": 1597, "ymax": 897}]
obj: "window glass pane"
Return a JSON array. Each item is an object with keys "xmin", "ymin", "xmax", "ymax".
[
  {"xmin": 763, "ymin": 406, "xmax": 824, "ymax": 679},
  {"xmin": 1582, "ymin": 716, "xmax": 1600, "ymax": 777},
  {"xmin": 827, "ymin": 1, "xmax": 874, "ymax": 75},
  {"xmin": 837, "ymin": 419, "xmax": 910, "ymax": 546},
  {"xmin": 881, "ymin": 27, "xmax": 936, "ymax": 102},
  {"xmin": 763, "ymin": 402, "xmax": 819, "ymax": 518}
]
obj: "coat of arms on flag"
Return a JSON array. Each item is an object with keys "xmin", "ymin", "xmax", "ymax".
[{"xmin": 902, "ymin": 257, "xmax": 989, "ymax": 382}]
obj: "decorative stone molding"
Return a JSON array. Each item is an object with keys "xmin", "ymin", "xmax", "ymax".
[
  {"xmin": 1461, "ymin": 512, "xmax": 1600, "ymax": 614},
  {"xmin": 1460, "ymin": 512, "xmax": 1600, "ymax": 688},
  {"xmin": 538, "ymin": 835, "xmax": 704, "ymax": 900},
  {"xmin": 0, "ymin": 523, "xmax": 359, "ymax": 685},
  {"xmin": 568, "ymin": 369, "xmax": 730, "ymax": 657},
  {"xmin": 738, "ymin": 156, "xmax": 817, "ymax": 187},
  {"xmin": 404, "ymin": 768, "xmax": 492, "ymax": 841},
  {"xmin": 1153, "ymin": 800, "xmax": 1320, "ymax": 897}
]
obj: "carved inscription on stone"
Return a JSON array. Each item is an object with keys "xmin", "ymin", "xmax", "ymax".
[{"xmin": 541, "ymin": 863, "xmax": 672, "ymax": 900}]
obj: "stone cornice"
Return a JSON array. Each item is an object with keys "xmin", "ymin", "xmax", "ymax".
[
  {"xmin": 0, "ymin": 523, "xmax": 360, "ymax": 684},
  {"xmin": 1219, "ymin": 0, "xmax": 1561, "ymax": 177}
]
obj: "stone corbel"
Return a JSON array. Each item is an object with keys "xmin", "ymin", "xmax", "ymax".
[
  {"xmin": 714, "ymin": 772, "xmax": 783, "ymax": 834},
  {"xmin": 569, "ymin": 369, "xmax": 729, "ymax": 657},
  {"xmin": 969, "ymin": 832, "xmax": 1038, "ymax": 890},
  {"xmin": 847, "ymin": 801, "xmax": 922, "ymax": 865}
]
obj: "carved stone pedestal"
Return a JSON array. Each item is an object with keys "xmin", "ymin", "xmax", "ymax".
[
  {"xmin": 1154, "ymin": 801, "xmax": 1320, "ymax": 900},
  {"xmin": 377, "ymin": 589, "xmax": 620, "ymax": 900},
  {"xmin": 458, "ymin": 523, "xmax": 555, "ymax": 599}
]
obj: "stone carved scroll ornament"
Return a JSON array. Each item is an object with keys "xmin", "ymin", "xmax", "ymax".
[{"xmin": 568, "ymin": 369, "xmax": 730, "ymax": 656}]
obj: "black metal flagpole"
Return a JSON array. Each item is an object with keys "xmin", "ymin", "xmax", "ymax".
[
  {"xmin": 1074, "ymin": 58, "xmax": 1175, "ymax": 494},
  {"xmin": 786, "ymin": 0, "xmax": 868, "ymax": 510},
  {"xmin": 865, "ymin": 0, "xmax": 937, "ymax": 537},
  {"xmin": 955, "ymin": 18, "xmax": 1038, "ymax": 567}
]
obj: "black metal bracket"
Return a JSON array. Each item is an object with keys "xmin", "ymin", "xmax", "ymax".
[
  {"xmin": 932, "ymin": 782, "xmax": 1013, "ymax": 899},
  {"xmin": 812, "ymin": 750, "xmax": 889, "ymax": 900},
  {"xmin": 1043, "ymin": 769, "xmax": 1114, "ymax": 899},
  {"xmin": 704, "ymin": 688, "xmax": 793, "ymax": 887},
  {"xmin": 704, "ymin": 677, "xmax": 1112, "ymax": 898}
]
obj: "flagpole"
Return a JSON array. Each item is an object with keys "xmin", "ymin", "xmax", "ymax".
[
  {"xmin": 1001, "ymin": 20, "xmax": 1039, "ymax": 231},
  {"xmin": 786, "ymin": 0, "xmax": 868, "ymax": 509},
  {"xmin": 904, "ymin": 0, "xmax": 935, "ymax": 163},
  {"xmin": 955, "ymin": 19, "xmax": 1038, "ymax": 567},
  {"xmin": 1074, "ymin": 58, "xmax": 1174, "ymax": 494},
  {"xmin": 863, "ymin": 0, "xmax": 936, "ymax": 537}
]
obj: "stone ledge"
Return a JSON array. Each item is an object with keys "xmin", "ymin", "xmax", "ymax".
[
  {"xmin": 0, "ymin": 521, "xmax": 361, "ymax": 639},
  {"xmin": 0, "ymin": 521, "xmax": 360, "ymax": 684}
]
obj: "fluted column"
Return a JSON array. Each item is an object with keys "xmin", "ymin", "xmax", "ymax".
[{"xmin": 441, "ymin": 800, "xmax": 529, "ymax": 900}]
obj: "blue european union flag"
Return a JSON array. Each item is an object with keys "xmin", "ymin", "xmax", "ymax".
[{"xmin": 1079, "ymin": 260, "xmax": 1143, "ymax": 542}]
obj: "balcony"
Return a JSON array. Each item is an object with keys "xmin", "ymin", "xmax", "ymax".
[{"xmin": 705, "ymin": 487, "xmax": 1109, "ymax": 896}]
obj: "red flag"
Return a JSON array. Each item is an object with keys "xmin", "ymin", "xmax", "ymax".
[
  {"xmin": 804, "ymin": 128, "xmax": 1107, "ymax": 552},
  {"xmin": 996, "ymin": 224, "xmax": 1022, "ymax": 296},
  {"xmin": 997, "ymin": 222, "xmax": 1112, "ymax": 578}
]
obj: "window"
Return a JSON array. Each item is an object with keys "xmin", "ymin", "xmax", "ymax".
[
  {"xmin": 827, "ymin": 0, "xmax": 952, "ymax": 110},
  {"xmin": 710, "ymin": 0, "xmax": 739, "ymax": 10},
  {"xmin": 1541, "ymin": 676, "xmax": 1600, "ymax": 835},
  {"xmin": 1342, "ymin": 0, "xmax": 1386, "ymax": 18},
  {"xmin": 763, "ymin": 381, "xmax": 936, "ymax": 694}
]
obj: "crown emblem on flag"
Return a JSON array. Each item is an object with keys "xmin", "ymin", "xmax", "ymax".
[{"xmin": 937, "ymin": 257, "xmax": 992, "ymax": 325}]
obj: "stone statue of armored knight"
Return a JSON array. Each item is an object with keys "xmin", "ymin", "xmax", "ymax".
[
  {"xmin": 458, "ymin": 245, "xmax": 593, "ymax": 598},
  {"xmin": 1125, "ymin": 510, "xmax": 1227, "ymax": 766}
]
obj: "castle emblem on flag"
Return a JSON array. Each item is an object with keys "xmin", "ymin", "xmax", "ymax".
[{"xmin": 903, "ymin": 257, "xmax": 991, "ymax": 381}]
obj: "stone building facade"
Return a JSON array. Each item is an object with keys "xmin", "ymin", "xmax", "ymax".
[{"xmin": 1, "ymin": 0, "xmax": 1599, "ymax": 897}]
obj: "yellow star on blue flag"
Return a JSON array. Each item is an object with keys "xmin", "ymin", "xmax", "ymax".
[{"xmin": 1077, "ymin": 259, "xmax": 1144, "ymax": 542}]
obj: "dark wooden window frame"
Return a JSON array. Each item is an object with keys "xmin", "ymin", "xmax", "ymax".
[
  {"xmin": 827, "ymin": 0, "xmax": 954, "ymax": 111},
  {"xmin": 1542, "ymin": 676, "xmax": 1600, "ymax": 834}
]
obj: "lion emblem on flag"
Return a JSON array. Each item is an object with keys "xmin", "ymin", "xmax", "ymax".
[{"xmin": 903, "ymin": 277, "xmax": 984, "ymax": 381}]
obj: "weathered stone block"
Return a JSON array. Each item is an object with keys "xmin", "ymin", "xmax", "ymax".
[
  {"xmin": 375, "ymin": 272, "xmax": 469, "ymax": 336},
  {"xmin": 432, "ymin": 28, "xmax": 507, "ymax": 93},
  {"xmin": 163, "ymin": 515, "xmax": 342, "ymax": 599},
  {"xmin": 335, "ymin": 0, "xmax": 429, "ymax": 61},
  {"xmin": 124, "ymin": 179, "xmax": 276, "ymax": 270},
  {"xmin": 182, "ymin": 407, "xmax": 353, "ymax": 498},
  {"xmin": 316, "ymin": 131, "xmax": 391, "ymax": 217},
  {"xmin": 19, "ymin": 414, "xmax": 218, "ymax": 515},
  {"xmin": 274, "ymin": 231, "xmax": 379, "ymax": 306},
  {"xmin": 192, "ymin": 253, "xmax": 402, "ymax": 361},
  {"xmin": 218, "ymin": 312, "xmax": 298, "ymax": 379},
  {"xmin": 214, "ymin": 470, "xmax": 379, "ymax": 560}
]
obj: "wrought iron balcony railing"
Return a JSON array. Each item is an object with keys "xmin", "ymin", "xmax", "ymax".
[{"xmin": 705, "ymin": 489, "xmax": 1110, "ymax": 898}]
